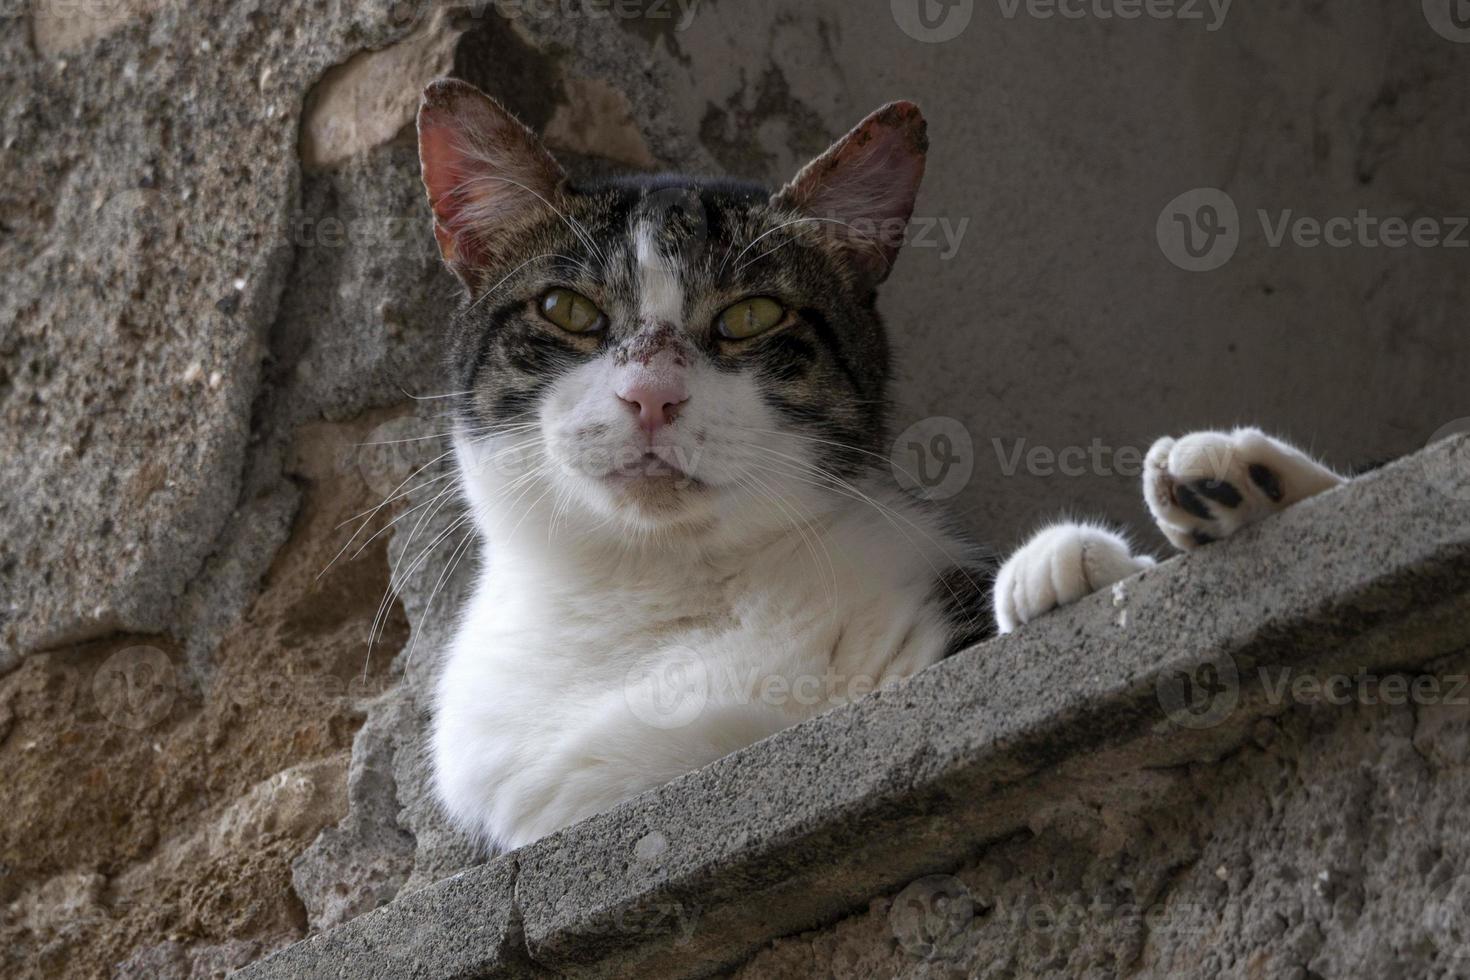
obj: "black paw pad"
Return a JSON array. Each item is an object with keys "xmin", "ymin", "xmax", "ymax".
[
  {"xmin": 1172, "ymin": 483, "xmax": 1214, "ymax": 520},
  {"xmin": 1248, "ymin": 463, "xmax": 1284, "ymax": 502},
  {"xmin": 1192, "ymin": 479, "xmax": 1243, "ymax": 509}
]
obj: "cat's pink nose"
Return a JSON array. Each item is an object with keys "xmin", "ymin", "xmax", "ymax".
[{"xmin": 615, "ymin": 374, "xmax": 689, "ymax": 433}]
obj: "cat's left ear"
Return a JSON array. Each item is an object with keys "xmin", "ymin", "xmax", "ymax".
[
  {"xmin": 771, "ymin": 101, "xmax": 927, "ymax": 290},
  {"xmin": 417, "ymin": 78, "xmax": 568, "ymax": 290}
]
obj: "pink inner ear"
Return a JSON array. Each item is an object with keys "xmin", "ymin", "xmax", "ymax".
[
  {"xmin": 776, "ymin": 102, "xmax": 928, "ymax": 285},
  {"xmin": 417, "ymin": 80, "xmax": 566, "ymax": 277},
  {"xmin": 419, "ymin": 122, "xmax": 491, "ymax": 270}
]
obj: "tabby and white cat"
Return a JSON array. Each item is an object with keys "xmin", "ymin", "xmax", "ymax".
[{"xmin": 415, "ymin": 79, "xmax": 1345, "ymax": 850}]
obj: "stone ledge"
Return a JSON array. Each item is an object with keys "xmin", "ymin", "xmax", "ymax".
[{"xmin": 239, "ymin": 434, "xmax": 1470, "ymax": 980}]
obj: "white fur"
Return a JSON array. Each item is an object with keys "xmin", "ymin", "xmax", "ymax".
[
  {"xmin": 634, "ymin": 221, "xmax": 683, "ymax": 325},
  {"xmin": 992, "ymin": 522, "xmax": 1154, "ymax": 633},
  {"xmin": 993, "ymin": 428, "xmax": 1345, "ymax": 634},
  {"xmin": 1143, "ymin": 427, "xmax": 1344, "ymax": 550},
  {"xmin": 434, "ymin": 302, "xmax": 971, "ymax": 851}
]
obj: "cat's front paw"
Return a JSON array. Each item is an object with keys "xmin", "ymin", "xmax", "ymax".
[
  {"xmin": 1144, "ymin": 428, "xmax": 1345, "ymax": 551},
  {"xmin": 993, "ymin": 522, "xmax": 1155, "ymax": 634}
]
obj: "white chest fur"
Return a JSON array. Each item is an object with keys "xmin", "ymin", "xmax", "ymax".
[{"xmin": 431, "ymin": 473, "xmax": 966, "ymax": 850}]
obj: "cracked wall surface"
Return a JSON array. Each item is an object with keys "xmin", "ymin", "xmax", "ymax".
[
  {"xmin": 2, "ymin": 1, "xmax": 1467, "ymax": 977},
  {"xmin": 733, "ymin": 656, "xmax": 1470, "ymax": 979}
]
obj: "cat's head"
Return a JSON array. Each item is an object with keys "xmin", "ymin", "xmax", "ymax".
[{"xmin": 417, "ymin": 79, "xmax": 926, "ymax": 541}]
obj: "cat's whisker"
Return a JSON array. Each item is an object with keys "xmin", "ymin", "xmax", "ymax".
[
  {"xmin": 740, "ymin": 446, "xmax": 988, "ymax": 636},
  {"xmin": 731, "ymin": 424, "xmax": 931, "ymax": 491},
  {"xmin": 387, "ymin": 475, "xmax": 469, "ymax": 600},
  {"xmin": 723, "ymin": 216, "xmax": 890, "ymax": 279},
  {"xmin": 463, "ymin": 252, "xmax": 586, "ymax": 318},
  {"xmin": 453, "ymin": 170, "xmax": 608, "ymax": 269},
  {"xmin": 398, "ymin": 386, "xmax": 474, "ymax": 401},
  {"xmin": 404, "ymin": 523, "xmax": 478, "ymax": 671},
  {"xmin": 731, "ymin": 468, "xmax": 838, "ymax": 613},
  {"xmin": 367, "ymin": 510, "xmax": 474, "ymax": 672},
  {"xmin": 318, "ymin": 448, "xmax": 463, "ymax": 582},
  {"xmin": 332, "ymin": 468, "xmax": 459, "ymax": 536},
  {"xmin": 348, "ymin": 481, "xmax": 461, "ymax": 564}
]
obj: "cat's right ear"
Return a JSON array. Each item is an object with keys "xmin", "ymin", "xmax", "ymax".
[{"xmin": 417, "ymin": 78, "xmax": 567, "ymax": 290}]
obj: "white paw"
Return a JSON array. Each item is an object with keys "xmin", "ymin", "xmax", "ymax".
[
  {"xmin": 993, "ymin": 522, "xmax": 1155, "ymax": 634},
  {"xmin": 1143, "ymin": 427, "xmax": 1345, "ymax": 551}
]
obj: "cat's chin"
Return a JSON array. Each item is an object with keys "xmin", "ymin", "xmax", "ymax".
[{"xmin": 597, "ymin": 471, "xmax": 716, "ymax": 528}]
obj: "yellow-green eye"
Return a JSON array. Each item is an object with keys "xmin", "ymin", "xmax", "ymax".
[
  {"xmin": 716, "ymin": 297, "xmax": 786, "ymax": 340},
  {"xmin": 539, "ymin": 288, "xmax": 604, "ymax": 333}
]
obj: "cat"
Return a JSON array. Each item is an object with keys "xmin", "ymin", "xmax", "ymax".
[{"xmin": 415, "ymin": 78, "xmax": 1346, "ymax": 851}]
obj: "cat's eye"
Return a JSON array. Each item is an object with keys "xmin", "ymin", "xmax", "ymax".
[
  {"xmin": 539, "ymin": 288, "xmax": 604, "ymax": 333},
  {"xmin": 716, "ymin": 297, "xmax": 786, "ymax": 340}
]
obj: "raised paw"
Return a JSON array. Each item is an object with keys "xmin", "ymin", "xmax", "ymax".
[
  {"xmin": 993, "ymin": 522, "xmax": 1155, "ymax": 634},
  {"xmin": 1144, "ymin": 427, "xmax": 1345, "ymax": 551}
]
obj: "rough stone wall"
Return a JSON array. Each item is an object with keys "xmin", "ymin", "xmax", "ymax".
[
  {"xmin": 732, "ymin": 653, "xmax": 1470, "ymax": 980},
  {"xmin": 2, "ymin": 1, "xmax": 1466, "ymax": 978}
]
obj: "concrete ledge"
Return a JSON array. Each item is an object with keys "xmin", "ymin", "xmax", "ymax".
[
  {"xmin": 239, "ymin": 856, "xmax": 533, "ymax": 978},
  {"xmin": 240, "ymin": 435, "xmax": 1470, "ymax": 980}
]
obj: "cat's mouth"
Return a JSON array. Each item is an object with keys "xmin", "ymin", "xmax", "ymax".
[{"xmin": 601, "ymin": 451, "xmax": 705, "ymax": 491}]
